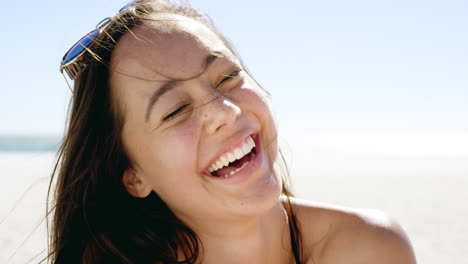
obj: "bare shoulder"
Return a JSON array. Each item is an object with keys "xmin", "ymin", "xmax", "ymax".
[{"xmin": 286, "ymin": 197, "xmax": 417, "ymax": 264}]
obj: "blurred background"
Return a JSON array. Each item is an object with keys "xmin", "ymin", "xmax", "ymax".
[{"xmin": 1, "ymin": 0, "xmax": 467, "ymax": 263}]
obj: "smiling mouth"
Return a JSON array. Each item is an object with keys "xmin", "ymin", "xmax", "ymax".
[{"xmin": 208, "ymin": 135, "xmax": 257, "ymax": 178}]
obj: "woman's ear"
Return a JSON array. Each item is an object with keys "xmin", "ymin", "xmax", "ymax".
[{"xmin": 122, "ymin": 168, "xmax": 152, "ymax": 198}]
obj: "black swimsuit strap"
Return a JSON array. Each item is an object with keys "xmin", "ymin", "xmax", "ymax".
[{"xmin": 288, "ymin": 214, "xmax": 301, "ymax": 264}]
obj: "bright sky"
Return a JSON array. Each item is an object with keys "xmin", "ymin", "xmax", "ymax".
[
  {"xmin": 1, "ymin": 3, "xmax": 466, "ymax": 262},
  {"xmin": 1, "ymin": 0, "xmax": 467, "ymax": 136}
]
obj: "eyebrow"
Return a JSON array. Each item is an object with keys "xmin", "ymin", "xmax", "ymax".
[{"xmin": 144, "ymin": 53, "xmax": 220, "ymax": 122}]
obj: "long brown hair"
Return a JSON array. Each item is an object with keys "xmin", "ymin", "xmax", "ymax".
[{"xmin": 47, "ymin": 1, "xmax": 302, "ymax": 263}]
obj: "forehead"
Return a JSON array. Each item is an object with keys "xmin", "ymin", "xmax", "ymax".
[{"xmin": 110, "ymin": 14, "xmax": 233, "ymax": 80}]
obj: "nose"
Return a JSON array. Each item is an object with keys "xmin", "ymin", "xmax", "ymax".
[{"xmin": 202, "ymin": 94, "xmax": 241, "ymax": 134}]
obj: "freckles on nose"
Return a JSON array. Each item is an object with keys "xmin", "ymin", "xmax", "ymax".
[{"xmin": 200, "ymin": 95, "xmax": 242, "ymax": 134}]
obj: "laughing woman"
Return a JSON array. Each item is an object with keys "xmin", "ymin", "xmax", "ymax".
[{"xmin": 48, "ymin": 0, "xmax": 417, "ymax": 263}]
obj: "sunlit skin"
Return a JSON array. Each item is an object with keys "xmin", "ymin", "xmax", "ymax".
[
  {"xmin": 110, "ymin": 15, "xmax": 291, "ymax": 263},
  {"xmin": 110, "ymin": 14, "xmax": 417, "ymax": 264}
]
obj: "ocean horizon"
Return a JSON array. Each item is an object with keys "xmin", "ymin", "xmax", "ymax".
[
  {"xmin": 1, "ymin": 131, "xmax": 467, "ymax": 263},
  {"xmin": 0, "ymin": 136, "xmax": 61, "ymax": 152}
]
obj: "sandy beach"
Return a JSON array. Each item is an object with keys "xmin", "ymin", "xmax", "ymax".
[{"xmin": 1, "ymin": 133, "xmax": 467, "ymax": 263}]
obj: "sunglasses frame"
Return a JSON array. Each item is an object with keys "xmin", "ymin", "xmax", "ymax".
[{"xmin": 59, "ymin": 2, "xmax": 134, "ymax": 84}]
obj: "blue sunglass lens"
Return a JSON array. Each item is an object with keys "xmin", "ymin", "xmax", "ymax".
[
  {"xmin": 61, "ymin": 29, "xmax": 100, "ymax": 65},
  {"xmin": 61, "ymin": 1, "xmax": 133, "ymax": 67}
]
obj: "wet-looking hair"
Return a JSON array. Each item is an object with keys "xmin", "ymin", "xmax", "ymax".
[{"xmin": 46, "ymin": 0, "xmax": 302, "ymax": 263}]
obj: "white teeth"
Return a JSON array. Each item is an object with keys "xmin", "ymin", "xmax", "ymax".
[
  {"xmin": 242, "ymin": 142, "xmax": 251, "ymax": 154},
  {"xmin": 220, "ymin": 156, "xmax": 230, "ymax": 167},
  {"xmin": 220, "ymin": 161, "xmax": 249, "ymax": 178},
  {"xmin": 208, "ymin": 165, "xmax": 218, "ymax": 172},
  {"xmin": 248, "ymin": 136, "xmax": 255, "ymax": 147},
  {"xmin": 234, "ymin": 148, "xmax": 244, "ymax": 160},
  {"xmin": 227, "ymin": 152, "xmax": 236, "ymax": 163},
  {"xmin": 216, "ymin": 160, "xmax": 223, "ymax": 170},
  {"xmin": 208, "ymin": 136, "xmax": 256, "ymax": 175}
]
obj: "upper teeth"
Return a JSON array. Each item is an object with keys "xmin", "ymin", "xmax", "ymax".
[{"xmin": 208, "ymin": 136, "xmax": 255, "ymax": 173}]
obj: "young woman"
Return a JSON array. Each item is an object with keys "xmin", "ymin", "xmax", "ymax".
[{"xmin": 49, "ymin": 0, "xmax": 416, "ymax": 263}]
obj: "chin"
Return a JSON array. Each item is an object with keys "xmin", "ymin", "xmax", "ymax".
[{"xmin": 233, "ymin": 168, "xmax": 283, "ymax": 217}]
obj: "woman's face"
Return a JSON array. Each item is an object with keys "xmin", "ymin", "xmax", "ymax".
[{"xmin": 109, "ymin": 15, "xmax": 282, "ymax": 226}]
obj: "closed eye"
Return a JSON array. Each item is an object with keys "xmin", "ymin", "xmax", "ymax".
[
  {"xmin": 163, "ymin": 104, "xmax": 190, "ymax": 121},
  {"xmin": 218, "ymin": 68, "xmax": 242, "ymax": 85}
]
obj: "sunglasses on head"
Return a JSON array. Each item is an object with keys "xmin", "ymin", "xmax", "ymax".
[{"xmin": 60, "ymin": 1, "xmax": 134, "ymax": 82}]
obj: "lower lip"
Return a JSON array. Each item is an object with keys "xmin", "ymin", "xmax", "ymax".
[{"xmin": 203, "ymin": 134, "xmax": 264, "ymax": 184}]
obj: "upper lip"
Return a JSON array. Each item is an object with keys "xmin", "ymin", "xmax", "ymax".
[{"xmin": 203, "ymin": 130, "xmax": 256, "ymax": 173}]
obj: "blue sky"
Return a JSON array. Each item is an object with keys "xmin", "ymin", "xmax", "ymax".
[{"xmin": 1, "ymin": 0, "xmax": 467, "ymax": 135}]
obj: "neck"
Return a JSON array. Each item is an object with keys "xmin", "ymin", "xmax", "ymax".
[{"xmin": 179, "ymin": 200, "xmax": 294, "ymax": 264}]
